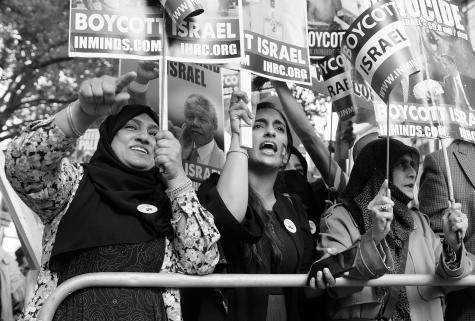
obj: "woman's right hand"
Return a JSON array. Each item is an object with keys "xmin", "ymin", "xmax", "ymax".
[
  {"xmin": 78, "ymin": 72, "xmax": 137, "ymax": 117},
  {"xmin": 367, "ymin": 180, "xmax": 394, "ymax": 244},
  {"xmin": 229, "ymin": 90, "xmax": 253, "ymax": 135}
]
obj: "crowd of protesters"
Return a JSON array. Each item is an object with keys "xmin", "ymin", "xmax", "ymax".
[{"xmin": 2, "ymin": 69, "xmax": 475, "ymax": 321}]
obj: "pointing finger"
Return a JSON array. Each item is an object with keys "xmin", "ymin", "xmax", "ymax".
[{"xmin": 116, "ymin": 71, "xmax": 137, "ymax": 93}]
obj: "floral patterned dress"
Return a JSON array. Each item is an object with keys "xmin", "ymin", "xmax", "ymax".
[{"xmin": 5, "ymin": 117, "xmax": 221, "ymax": 321}]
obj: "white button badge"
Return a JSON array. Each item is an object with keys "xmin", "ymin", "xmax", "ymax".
[
  {"xmin": 308, "ymin": 220, "xmax": 317, "ymax": 235},
  {"xmin": 284, "ymin": 219, "xmax": 297, "ymax": 233},
  {"xmin": 137, "ymin": 204, "xmax": 158, "ymax": 214}
]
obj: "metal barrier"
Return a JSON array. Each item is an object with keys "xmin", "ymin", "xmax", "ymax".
[{"xmin": 38, "ymin": 273, "xmax": 475, "ymax": 321}]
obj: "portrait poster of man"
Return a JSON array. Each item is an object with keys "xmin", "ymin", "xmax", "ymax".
[
  {"xmin": 167, "ymin": 62, "xmax": 225, "ymax": 189},
  {"xmin": 165, "ymin": 0, "xmax": 243, "ymax": 62},
  {"xmin": 119, "ymin": 60, "xmax": 225, "ymax": 188},
  {"xmin": 69, "ymin": 0, "xmax": 164, "ymax": 59},
  {"xmin": 241, "ymin": 0, "xmax": 311, "ymax": 85}
]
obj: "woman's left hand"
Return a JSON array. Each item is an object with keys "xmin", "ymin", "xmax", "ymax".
[
  {"xmin": 154, "ymin": 130, "xmax": 188, "ymax": 184},
  {"xmin": 442, "ymin": 202, "xmax": 468, "ymax": 251}
]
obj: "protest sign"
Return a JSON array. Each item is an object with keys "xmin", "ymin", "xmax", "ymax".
[
  {"xmin": 374, "ymin": 102, "xmax": 475, "ymax": 142},
  {"xmin": 166, "ymin": 0, "xmax": 243, "ymax": 62},
  {"xmin": 241, "ymin": 0, "xmax": 311, "ymax": 85},
  {"xmin": 362, "ymin": 0, "xmax": 475, "ymax": 143},
  {"xmin": 167, "ymin": 62, "xmax": 225, "ymax": 189},
  {"xmin": 317, "ymin": 54, "xmax": 356, "ymax": 120},
  {"xmin": 69, "ymin": 0, "xmax": 163, "ymax": 59},
  {"xmin": 119, "ymin": 59, "xmax": 224, "ymax": 189},
  {"xmin": 308, "ymin": 27, "xmax": 346, "ymax": 58},
  {"xmin": 159, "ymin": 0, "xmax": 204, "ymax": 25},
  {"xmin": 341, "ymin": 0, "xmax": 420, "ymax": 103}
]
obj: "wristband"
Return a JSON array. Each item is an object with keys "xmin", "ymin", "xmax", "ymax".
[{"xmin": 226, "ymin": 149, "xmax": 249, "ymax": 158}]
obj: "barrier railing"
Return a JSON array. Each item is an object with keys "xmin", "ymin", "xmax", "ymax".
[{"xmin": 38, "ymin": 273, "xmax": 475, "ymax": 321}]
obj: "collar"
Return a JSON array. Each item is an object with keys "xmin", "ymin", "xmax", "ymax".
[{"xmin": 194, "ymin": 139, "xmax": 215, "ymax": 162}]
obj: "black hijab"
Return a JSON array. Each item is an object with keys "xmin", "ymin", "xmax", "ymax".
[
  {"xmin": 340, "ymin": 137, "xmax": 420, "ymax": 232},
  {"xmin": 51, "ymin": 105, "xmax": 173, "ymax": 264},
  {"xmin": 339, "ymin": 138, "xmax": 420, "ymax": 321}
]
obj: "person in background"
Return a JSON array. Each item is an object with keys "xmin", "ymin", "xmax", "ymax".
[
  {"xmin": 318, "ymin": 138, "xmax": 471, "ymax": 321},
  {"xmin": 14, "ymin": 247, "xmax": 29, "ymax": 277},
  {"xmin": 5, "ymin": 72, "xmax": 220, "ymax": 321},
  {"xmin": 0, "ymin": 247, "xmax": 25, "ymax": 321},
  {"xmin": 272, "ymin": 81, "xmax": 351, "ymax": 197},
  {"xmin": 419, "ymin": 139, "xmax": 475, "ymax": 321},
  {"xmin": 184, "ymin": 90, "xmax": 329, "ymax": 321}
]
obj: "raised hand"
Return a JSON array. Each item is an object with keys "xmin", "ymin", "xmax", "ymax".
[
  {"xmin": 367, "ymin": 179, "xmax": 394, "ymax": 244},
  {"xmin": 136, "ymin": 61, "xmax": 160, "ymax": 83},
  {"xmin": 79, "ymin": 72, "xmax": 137, "ymax": 117},
  {"xmin": 229, "ymin": 90, "xmax": 253, "ymax": 135}
]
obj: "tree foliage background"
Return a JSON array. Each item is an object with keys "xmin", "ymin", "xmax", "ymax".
[
  {"xmin": 0, "ymin": 0, "xmax": 117, "ymax": 143},
  {"xmin": 0, "ymin": 0, "xmax": 331, "ymax": 146}
]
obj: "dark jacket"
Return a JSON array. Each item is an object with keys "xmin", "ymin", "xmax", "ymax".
[
  {"xmin": 419, "ymin": 140, "xmax": 475, "ymax": 321},
  {"xmin": 182, "ymin": 173, "xmax": 315, "ymax": 321}
]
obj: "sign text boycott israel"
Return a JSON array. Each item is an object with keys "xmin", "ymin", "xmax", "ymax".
[
  {"xmin": 341, "ymin": 0, "xmax": 419, "ymax": 103},
  {"xmin": 166, "ymin": 0, "xmax": 243, "ymax": 62},
  {"xmin": 317, "ymin": 55, "xmax": 356, "ymax": 120},
  {"xmin": 374, "ymin": 102, "xmax": 475, "ymax": 142},
  {"xmin": 69, "ymin": 1, "xmax": 163, "ymax": 59},
  {"xmin": 241, "ymin": 0, "xmax": 311, "ymax": 85}
]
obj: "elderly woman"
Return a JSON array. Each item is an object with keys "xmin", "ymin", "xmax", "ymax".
[
  {"xmin": 5, "ymin": 72, "xmax": 220, "ymax": 321},
  {"xmin": 318, "ymin": 138, "xmax": 472, "ymax": 321}
]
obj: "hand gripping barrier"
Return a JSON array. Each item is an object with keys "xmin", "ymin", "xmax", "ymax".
[{"xmin": 38, "ymin": 273, "xmax": 475, "ymax": 321}]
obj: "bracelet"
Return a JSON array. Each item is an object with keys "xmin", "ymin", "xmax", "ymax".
[
  {"xmin": 67, "ymin": 103, "xmax": 84, "ymax": 137},
  {"xmin": 129, "ymin": 80, "xmax": 149, "ymax": 93},
  {"xmin": 166, "ymin": 178, "xmax": 193, "ymax": 199},
  {"xmin": 226, "ymin": 149, "xmax": 249, "ymax": 158}
]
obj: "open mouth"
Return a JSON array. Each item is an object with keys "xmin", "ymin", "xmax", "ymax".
[
  {"xmin": 259, "ymin": 141, "xmax": 277, "ymax": 152},
  {"xmin": 130, "ymin": 146, "xmax": 149, "ymax": 154}
]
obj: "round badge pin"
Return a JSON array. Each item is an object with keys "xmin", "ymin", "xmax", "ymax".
[
  {"xmin": 284, "ymin": 219, "xmax": 297, "ymax": 233},
  {"xmin": 137, "ymin": 204, "xmax": 158, "ymax": 214},
  {"xmin": 308, "ymin": 220, "xmax": 317, "ymax": 235}
]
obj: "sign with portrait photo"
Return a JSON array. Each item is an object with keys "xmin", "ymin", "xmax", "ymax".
[{"xmin": 167, "ymin": 62, "xmax": 225, "ymax": 190}]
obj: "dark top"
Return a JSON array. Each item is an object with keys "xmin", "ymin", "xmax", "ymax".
[
  {"xmin": 182, "ymin": 173, "xmax": 315, "ymax": 321},
  {"xmin": 53, "ymin": 238, "xmax": 167, "ymax": 321}
]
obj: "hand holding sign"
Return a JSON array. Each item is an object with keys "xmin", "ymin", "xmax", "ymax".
[
  {"xmin": 368, "ymin": 179, "xmax": 394, "ymax": 244},
  {"xmin": 229, "ymin": 90, "xmax": 253, "ymax": 135},
  {"xmin": 154, "ymin": 130, "xmax": 188, "ymax": 184},
  {"xmin": 442, "ymin": 201, "xmax": 468, "ymax": 251}
]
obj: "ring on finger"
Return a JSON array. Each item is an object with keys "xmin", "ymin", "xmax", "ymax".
[{"xmin": 380, "ymin": 204, "xmax": 389, "ymax": 211}]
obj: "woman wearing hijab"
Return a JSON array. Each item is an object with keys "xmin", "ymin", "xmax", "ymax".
[
  {"xmin": 318, "ymin": 138, "xmax": 472, "ymax": 321},
  {"xmin": 5, "ymin": 72, "xmax": 220, "ymax": 321},
  {"xmin": 182, "ymin": 90, "xmax": 326, "ymax": 321}
]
